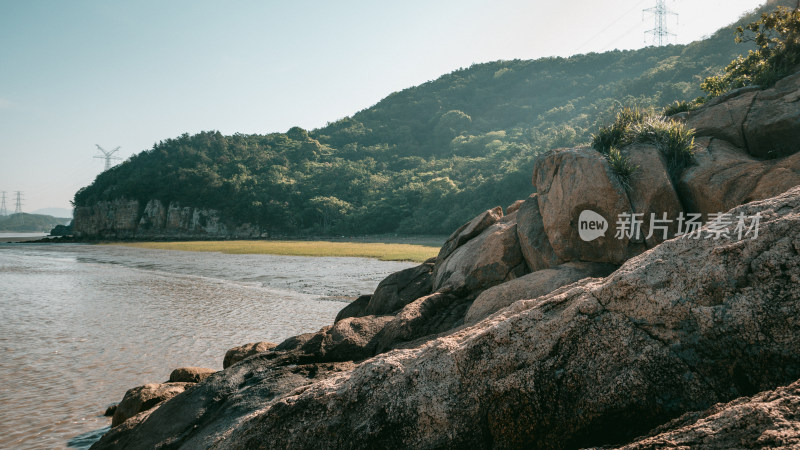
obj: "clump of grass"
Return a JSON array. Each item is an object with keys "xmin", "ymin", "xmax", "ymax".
[
  {"xmin": 630, "ymin": 115, "xmax": 696, "ymax": 182},
  {"xmin": 605, "ymin": 147, "xmax": 638, "ymax": 191},
  {"xmin": 663, "ymin": 100, "xmax": 698, "ymax": 116},
  {"xmin": 110, "ymin": 240, "xmax": 441, "ymax": 263},
  {"xmin": 591, "ymin": 107, "xmax": 648, "ymax": 154},
  {"xmin": 592, "ymin": 107, "xmax": 696, "ymax": 183}
]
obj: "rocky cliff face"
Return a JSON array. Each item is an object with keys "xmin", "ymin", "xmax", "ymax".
[
  {"xmin": 91, "ymin": 71, "xmax": 800, "ymax": 449},
  {"xmin": 73, "ymin": 199, "xmax": 262, "ymax": 239}
]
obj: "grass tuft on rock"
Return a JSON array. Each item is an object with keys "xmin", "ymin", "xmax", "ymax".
[
  {"xmin": 604, "ymin": 147, "xmax": 638, "ymax": 191},
  {"xmin": 592, "ymin": 107, "xmax": 696, "ymax": 183}
]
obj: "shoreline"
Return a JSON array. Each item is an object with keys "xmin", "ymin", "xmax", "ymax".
[{"xmin": 109, "ymin": 240, "xmax": 441, "ymax": 263}]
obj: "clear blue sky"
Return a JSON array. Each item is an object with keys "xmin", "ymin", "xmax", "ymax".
[{"xmin": 0, "ymin": 0, "xmax": 765, "ymax": 213}]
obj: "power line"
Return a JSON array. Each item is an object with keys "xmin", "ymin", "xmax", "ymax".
[
  {"xmin": 573, "ymin": 0, "xmax": 649, "ymax": 54},
  {"xmin": 94, "ymin": 144, "xmax": 122, "ymax": 171},
  {"xmin": 643, "ymin": 0, "xmax": 678, "ymax": 46}
]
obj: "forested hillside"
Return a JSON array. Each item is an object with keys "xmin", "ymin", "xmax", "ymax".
[{"xmin": 73, "ymin": 3, "xmax": 785, "ymax": 236}]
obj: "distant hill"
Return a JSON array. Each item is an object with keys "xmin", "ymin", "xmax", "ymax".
[
  {"xmin": 0, "ymin": 213, "xmax": 71, "ymax": 233},
  {"xmin": 72, "ymin": 1, "xmax": 793, "ymax": 236},
  {"xmin": 32, "ymin": 207, "xmax": 73, "ymax": 218}
]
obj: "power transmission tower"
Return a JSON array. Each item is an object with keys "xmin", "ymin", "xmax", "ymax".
[
  {"xmin": 643, "ymin": 0, "xmax": 678, "ymax": 46},
  {"xmin": 0, "ymin": 191, "xmax": 6, "ymax": 216},
  {"xmin": 14, "ymin": 191, "xmax": 23, "ymax": 214},
  {"xmin": 94, "ymin": 144, "xmax": 122, "ymax": 171}
]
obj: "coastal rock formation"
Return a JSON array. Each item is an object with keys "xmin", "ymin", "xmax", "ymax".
[
  {"xmin": 363, "ymin": 258, "xmax": 435, "ymax": 316},
  {"xmin": 91, "ymin": 70, "xmax": 800, "ymax": 449},
  {"xmin": 433, "ymin": 213, "xmax": 527, "ymax": 294},
  {"xmin": 610, "ymin": 379, "xmax": 800, "ymax": 449},
  {"xmin": 515, "ymin": 193, "xmax": 559, "ymax": 272},
  {"xmin": 92, "ymin": 186, "xmax": 800, "ymax": 449},
  {"xmin": 168, "ymin": 367, "xmax": 216, "ymax": 383},
  {"xmin": 223, "ymin": 342, "xmax": 278, "ymax": 369},
  {"xmin": 532, "ymin": 147, "xmax": 643, "ymax": 264},
  {"xmin": 435, "ymin": 206, "xmax": 503, "ymax": 264},
  {"xmin": 679, "ymin": 137, "xmax": 800, "ymax": 217},
  {"xmin": 72, "ymin": 199, "xmax": 263, "ymax": 239},
  {"xmin": 463, "ymin": 261, "xmax": 616, "ymax": 324},
  {"xmin": 110, "ymin": 382, "xmax": 193, "ymax": 427}
]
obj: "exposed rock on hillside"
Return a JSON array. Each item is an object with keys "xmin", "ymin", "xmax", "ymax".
[{"xmin": 73, "ymin": 199, "xmax": 262, "ymax": 239}]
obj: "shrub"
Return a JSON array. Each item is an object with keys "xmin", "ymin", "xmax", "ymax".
[{"xmin": 701, "ymin": 6, "xmax": 800, "ymax": 96}]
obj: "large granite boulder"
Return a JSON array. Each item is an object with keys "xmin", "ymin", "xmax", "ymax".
[
  {"xmin": 742, "ymin": 69, "xmax": 800, "ymax": 159},
  {"xmin": 612, "ymin": 379, "xmax": 800, "ymax": 449},
  {"xmin": 223, "ymin": 341, "xmax": 278, "ymax": 369},
  {"xmin": 622, "ymin": 143, "xmax": 685, "ymax": 247},
  {"xmin": 204, "ymin": 187, "xmax": 800, "ymax": 449},
  {"xmin": 372, "ymin": 292, "xmax": 473, "ymax": 353},
  {"xmin": 516, "ymin": 193, "xmax": 560, "ymax": 272},
  {"xmin": 684, "ymin": 87, "xmax": 759, "ymax": 149},
  {"xmin": 435, "ymin": 206, "xmax": 503, "ymax": 264},
  {"xmin": 111, "ymin": 382, "xmax": 193, "ymax": 427},
  {"xmin": 532, "ymin": 147, "xmax": 642, "ymax": 265},
  {"xmin": 363, "ymin": 259, "xmax": 435, "ymax": 316},
  {"xmin": 433, "ymin": 213, "xmax": 527, "ymax": 295},
  {"xmin": 679, "ymin": 137, "xmax": 800, "ymax": 217},
  {"xmin": 464, "ymin": 261, "xmax": 617, "ymax": 324}
]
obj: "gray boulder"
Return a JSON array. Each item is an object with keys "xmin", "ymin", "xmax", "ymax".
[
  {"xmin": 334, "ymin": 295, "xmax": 371, "ymax": 323},
  {"xmin": 464, "ymin": 262, "xmax": 616, "ymax": 324}
]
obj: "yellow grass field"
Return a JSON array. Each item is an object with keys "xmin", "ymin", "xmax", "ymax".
[{"xmin": 112, "ymin": 240, "xmax": 441, "ymax": 262}]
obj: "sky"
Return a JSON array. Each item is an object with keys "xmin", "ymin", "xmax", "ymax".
[{"xmin": 0, "ymin": 0, "xmax": 767, "ymax": 214}]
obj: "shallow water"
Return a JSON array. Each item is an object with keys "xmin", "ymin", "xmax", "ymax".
[{"xmin": 0, "ymin": 243, "xmax": 413, "ymax": 449}]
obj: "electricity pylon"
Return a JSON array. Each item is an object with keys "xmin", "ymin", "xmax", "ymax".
[
  {"xmin": 644, "ymin": 0, "xmax": 678, "ymax": 46},
  {"xmin": 0, "ymin": 191, "xmax": 6, "ymax": 216},
  {"xmin": 95, "ymin": 144, "xmax": 122, "ymax": 171}
]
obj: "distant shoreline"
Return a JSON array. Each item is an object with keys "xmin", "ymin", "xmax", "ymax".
[{"xmin": 109, "ymin": 240, "xmax": 442, "ymax": 263}]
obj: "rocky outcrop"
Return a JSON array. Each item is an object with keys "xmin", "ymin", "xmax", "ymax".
[
  {"xmin": 363, "ymin": 258, "xmax": 435, "ymax": 316},
  {"xmin": 90, "ymin": 71, "xmax": 800, "ymax": 449},
  {"xmin": 611, "ymin": 379, "xmax": 800, "ymax": 449},
  {"xmin": 435, "ymin": 206, "xmax": 503, "ymax": 264},
  {"xmin": 72, "ymin": 199, "xmax": 263, "ymax": 239},
  {"xmin": 532, "ymin": 147, "xmax": 644, "ymax": 264},
  {"xmin": 223, "ymin": 342, "xmax": 278, "ymax": 369},
  {"xmin": 464, "ymin": 261, "xmax": 616, "ymax": 324},
  {"xmin": 433, "ymin": 213, "xmax": 528, "ymax": 294},
  {"xmin": 92, "ymin": 186, "xmax": 800, "ymax": 449},
  {"xmin": 111, "ymin": 382, "xmax": 193, "ymax": 427},
  {"xmin": 679, "ymin": 137, "xmax": 800, "ymax": 217},
  {"xmin": 168, "ymin": 367, "xmax": 216, "ymax": 383}
]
